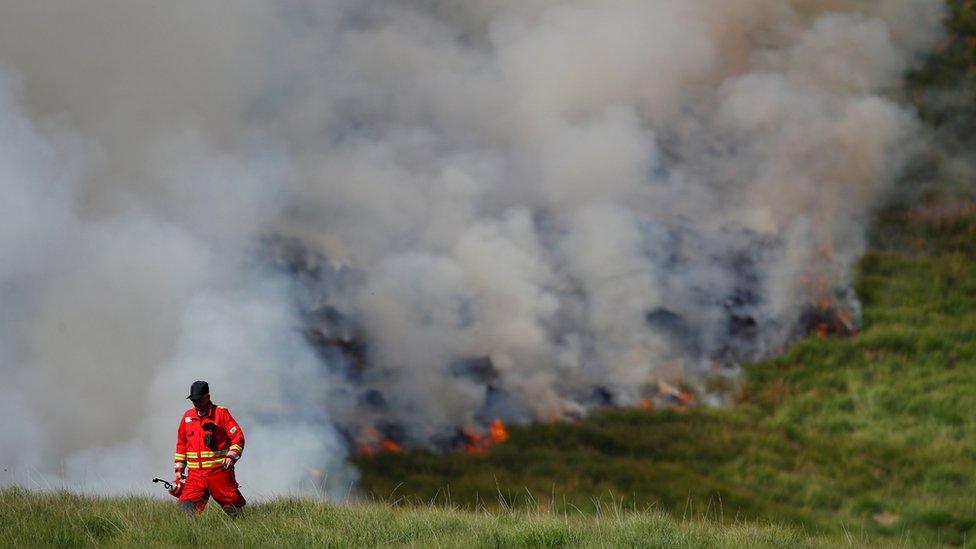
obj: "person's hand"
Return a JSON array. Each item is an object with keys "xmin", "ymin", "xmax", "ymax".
[
  {"xmin": 172, "ymin": 465, "xmax": 185, "ymax": 484},
  {"xmin": 169, "ymin": 477, "xmax": 183, "ymax": 496},
  {"xmin": 173, "ymin": 463, "xmax": 186, "ymax": 487},
  {"xmin": 223, "ymin": 450, "xmax": 240, "ymax": 470}
]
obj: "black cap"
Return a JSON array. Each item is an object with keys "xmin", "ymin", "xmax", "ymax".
[{"xmin": 187, "ymin": 380, "xmax": 209, "ymax": 400}]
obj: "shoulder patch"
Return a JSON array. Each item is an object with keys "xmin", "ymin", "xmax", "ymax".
[
  {"xmin": 185, "ymin": 417, "xmax": 193, "ymax": 423},
  {"xmin": 229, "ymin": 426, "xmax": 238, "ymax": 434}
]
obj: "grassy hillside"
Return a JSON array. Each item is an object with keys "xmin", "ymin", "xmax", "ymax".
[
  {"xmin": 355, "ymin": 208, "xmax": 976, "ymax": 546},
  {"xmin": 355, "ymin": 4, "xmax": 976, "ymax": 545},
  {"xmin": 12, "ymin": 218, "xmax": 973, "ymax": 548},
  {"xmin": 0, "ymin": 488, "xmax": 832, "ymax": 548},
  {"xmin": 6, "ymin": 151, "xmax": 969, "ymax": 549}
]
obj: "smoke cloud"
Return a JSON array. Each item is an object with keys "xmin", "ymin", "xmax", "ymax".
[{"xmin": 0, "ymin": 0, "xmax": 945, "ymax": 498}]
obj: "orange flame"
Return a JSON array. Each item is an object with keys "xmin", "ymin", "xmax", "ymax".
[
  {"xmin": 489, "ymin": 419, "xmax": 509, "ymax": 443},
  {"xmin": 357, "ymin": 426, "xmax": 402, "ymax": 455},
  {"xmin": 463, "ymin": 418, "xmax": 509, "ymax": 454},
  {"xmin": 463, "ymin": 428, "xmax": 490, "ymax": 454}
]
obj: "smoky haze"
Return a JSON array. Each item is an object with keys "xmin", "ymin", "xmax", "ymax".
[{"xmin": 0, "ymin": 0, "xmax": 945, "ymax": 499}]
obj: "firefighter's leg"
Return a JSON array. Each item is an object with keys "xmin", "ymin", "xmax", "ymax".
[
  {"xmin": 209, "ymin": 468, "xmax": 246, "ymax": 516},
  {"xmin": 178, "ymin": 472, "xmax": 210, "ymax": 515}
]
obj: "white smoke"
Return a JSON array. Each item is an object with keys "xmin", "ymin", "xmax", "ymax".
[{"xmin": 0, "ymin": 0, "xmax": 945, "ymax": 497}]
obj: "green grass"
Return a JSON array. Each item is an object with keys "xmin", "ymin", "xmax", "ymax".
[
  {"xmin": 0, "ymin": 487, "xmax": 830, "ymax": 548},
  {"xmin": 354, "ymin": 212, "xmax": 976, "ymax": 547}
]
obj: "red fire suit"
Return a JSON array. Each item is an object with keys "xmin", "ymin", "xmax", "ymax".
[{"xmin": 174, "ymin": 404, "xmax": 246, "ymax": 513}]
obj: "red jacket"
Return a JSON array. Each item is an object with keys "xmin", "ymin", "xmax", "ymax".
[{"xmin": 174, "ymin": 404, "xmax": 245, "ymax": 473}]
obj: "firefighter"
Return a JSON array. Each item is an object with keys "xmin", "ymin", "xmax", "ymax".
[{"xmin": 170, "ymin": 380, "xmax": 247, "ymax": 517}]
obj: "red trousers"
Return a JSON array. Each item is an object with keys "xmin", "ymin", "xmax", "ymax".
[{"xmin": 179, "ymin": 468, "xmax": 246, "ymax": 513}]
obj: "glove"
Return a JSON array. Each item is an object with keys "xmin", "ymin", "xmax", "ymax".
[
  {"xmin": 222, "ymin": 450, "xmax": 240, "ymax": 470},
  {"xmin": 168, "ymin": 477, "xmax": 184, "ymax": 497},
  {"xmin": 169, "ymin": 463, "xmax": 186, "ymax": 497}
]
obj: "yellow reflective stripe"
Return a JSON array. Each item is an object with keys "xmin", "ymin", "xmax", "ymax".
[
  {"xmin": 229, "ymin": 444, "xmax": 243, "ymax": 452},
  {"xmin": 198, "ymin": 450, "xmax": 228, "ymax": 458},
  {"xmin": 174, "ymin": 453, "xmax": 186, "ymax": 459},
  {"xmin": 186, "ymin": 452, "xmax": 199, "ymax": 458},
  {"xmin": 186, "ymin": 461, "xmax": 221, "ymax": 469}
]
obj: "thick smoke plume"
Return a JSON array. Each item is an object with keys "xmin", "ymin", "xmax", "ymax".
[{"xmin": 0, "ymin": 0, "xmax": 945, "ymax": 498}]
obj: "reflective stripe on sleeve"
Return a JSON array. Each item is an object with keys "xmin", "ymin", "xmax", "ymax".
[{"xmin": 229, "ymin": 444, "xmax": 243, "ymax": 453}]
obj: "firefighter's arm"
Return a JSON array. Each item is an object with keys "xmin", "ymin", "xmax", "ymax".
[
  {"xmin": 174, "ymin": 418, "xmax": 187, "ymax": 479},
  {"xmin": 224, "ymin": 409, "xmax": 245, "ymax": 468}
]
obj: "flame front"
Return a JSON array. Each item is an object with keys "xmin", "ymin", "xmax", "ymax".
[
  {"xmin": 462, "ymin": 418, "xmax": 509, "ymax": 454},
  {"xmin": 357, "ymin": 426, "xmax": 402, "ymax": 455},
  {"xmin": 489, "ymin": 419, "xmax": 509, "ymax": 443}
]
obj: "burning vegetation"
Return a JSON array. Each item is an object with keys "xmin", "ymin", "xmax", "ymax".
[
  {"xmin": 356, "ymin": 419, "xmax": 510, "ymax": 456},
  {"xmin": 356, "ymin": 427, "xmax": 402, "ymax": 456},
  {"xmin": 272, "ymin": 220, "xmax": 867, "ymax": 461},
  {"xmin": 251, "ymin": 0, "xmax": 928, "ymax": 471},
  {"xmin": 462, "ymin": 419, "xmax": 510, "ymax": 455},
  {"xmin": 798, "ymin": 304, "xmax": 860, "ymax": 339},
  {"xmin": 802, "ymin": 282, "xmax": 861, "ymax": 341}
]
